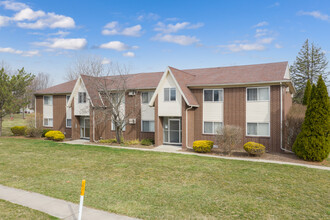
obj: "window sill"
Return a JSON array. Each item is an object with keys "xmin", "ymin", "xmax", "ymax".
[
  {"xmin": 43, "ymin": 126, "xmax": 53, "ymax": 128},
  {"xmin": 141, "ymin": 131, "xmax": 155, "ymax": 133},
  {"xmin": 246, "ymin": 135, "xmax": 270, "ymax": 138},
  {"xmin": 202, "ymin": 133, "xmax": 217, "ymax": 136}
]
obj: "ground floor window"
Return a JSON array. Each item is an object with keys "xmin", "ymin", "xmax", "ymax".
[
  {"xmin": 111, "ymin": 121, "xmax": 126, "ymax": 131},
  {"xmin": 246, "ymin": 122, "xmax": 270, "ymax": 136},
  {"xmin": 142, "ymin": 120, "xmax": 155, "ymax": 132},
  {"xmin": 66, "ymin": 119, "xmax": 72, "ymax": 128},
  {"xmin": 43, "ymin": 118, "xmax": 53, "ymax": 127},
  {"xmin": 203, "ymin": 121, "xmax": 222, "ymax": 134}
]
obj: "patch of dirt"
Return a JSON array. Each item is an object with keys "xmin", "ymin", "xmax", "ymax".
[{"xmin": 185, "ymin": 148, "xmax": 329, "ymax": 167}]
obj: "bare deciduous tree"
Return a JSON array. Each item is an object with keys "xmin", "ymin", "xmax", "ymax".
[
  {"xmin": 215, "ymin": 125, "xmax": 243, "ymax": 155},
  {"xmin": 28, "ymin": 72, "xmax": 53, "ymax": 112},
  {"xmin": 69, "ymin": 55, "xmax": 138, "ymax": 144},
  {"xmin": 65, "ymin": 55, "xmax": 106, "ymax": 81}
]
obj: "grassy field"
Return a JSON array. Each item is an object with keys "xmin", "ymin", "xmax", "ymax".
[
  {"xmin": 0, "ymin": 138, "xmax": 329, "ymax": 219},
  {"xmin": 0, "ymin": 199, "xmax": 57, "ymax": 220},
  {"xmin": 1, "ymin": 113, "xmax": 34, "ymax": 136}
]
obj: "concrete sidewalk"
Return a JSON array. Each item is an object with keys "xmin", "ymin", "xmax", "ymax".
[
  {"xmin": 0, "ymin": 184, "xmax": 137, "ymax": 220},
  {"xmin": 64, "ymin": 140, "xmax": 330, "ymax": 171}
]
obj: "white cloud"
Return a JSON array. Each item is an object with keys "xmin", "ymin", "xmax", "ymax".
[
  {"xmin": 255, "ymin": 29, "xmax": 269, "ymax": 38},
  {"xmin": 253, "ymin": 21, "xmax": 269, "ymax": 28},
  {"xmin": 13, "ymin": 8, "xmax": 45, "ymax": 21},
  {"xmin": 123, "ymin": 51, "xmax": 135, "ymax": 57},
  {"xmin": 219, "ymin": 37, "xmax": 274, "ymax": 53},
  {"xmin": 99, "ymin": 41, "xmax": 138, "ymax": 51},
  {"xmin": 137, "ymin": 13, "xmax": 160, "ymax": 21},
  {"xmin": 257, "ymin": 37, "xmax": 274, "ymax": 44},
  {"xmin": 298, "ymin": 10, "xmax": 330, "ymax": 21},
  {"xmin": 102, "ymin": 21, "xmax": 142, "ymax": 37},
  {"xmin": 0, "ymin": 47, "xmax": 39, "ymax": 56},
  {"xmin": 48, "ymin": 30, "xmax": 70, "ymax": 37},
  {"xmin": 275, "ymin": 43, "xmax": 283, "ymax": 49},
  {"xmin": 101, "ymin": 58, "xmax": 111, "ymax": 64},
  {"xmin": 0, "ymin": 1, "xmax": 76, "ymax": 29},
  {"xmin": 152, "ymin": 34, "xmax": 199, "ymax": 46},
  {"xmin": 17, "ymin": 12, "xmax": 75, "ymax": 29},
  {"xmin": 269, "ymin": 2, "xmax": 280, "ymax": 8},
  {"xmin": 154, "ymin": 21, "xmax": 204, "ymax": 33},
  {"xmin": 35, "ymin": 38, "xmax": 87, "ymax": 50},
  {"xmin": 0, "ymin": 15, "xmax": 10, "ymax": 27},
  {"xmin": 0, "ymin": 0, "xmax": 28, "ymax": 11}
]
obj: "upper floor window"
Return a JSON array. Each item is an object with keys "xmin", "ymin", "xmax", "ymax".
[
  {"xmin": 141, "ymin": 91, "xmax": 154, "ymax": 104},
  {"xmin": 66, "ymin": 95, "xmax": 70, "ymax": 104},
  {"xmin": 204, "ymin": 89, "xmax": 223, "ymax": 102},
  {"xmin": 247, "ymin": 87, "xmax": 269, "ymax": 101},
  {"xmin": 78, "ymin": 92, "xmax": 86, "ymax": 103},
  {"xmin": 164, "ymin": 88, "xmax": 176, "ymax": 101},
  {"xmin": 43, "ymin": 96, "xmax": 53, "ymax": 105}
]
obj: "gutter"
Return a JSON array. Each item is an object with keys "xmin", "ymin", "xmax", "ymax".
[{"xmin": 280, "ymin": 82, "xmax": 293, "ymax": 153}]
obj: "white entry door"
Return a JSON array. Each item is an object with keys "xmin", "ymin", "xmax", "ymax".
[
  {"xmin": 80, "ymin": 117, "xmax": 90, "ymax": 139},
  {"xmin": 163, "ymin": 117, "xmax": 181, "ymax": 144}
]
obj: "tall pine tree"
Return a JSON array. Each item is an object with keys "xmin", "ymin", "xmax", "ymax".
[
  {"xmin": 302, "ymin": 79, "xmax": 312, "ymax": 105},
  {"xmin": 293, "ymin": 76, "xmax": 330, "ymax": 161},
  {"xmin": 290, "ymin": 39, "xmax": 329, "ymax": 103}
]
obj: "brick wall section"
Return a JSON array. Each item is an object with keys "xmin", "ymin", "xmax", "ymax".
[
  {"xmin": 35, "ymin": 96, "xmax": 43, "ymax": 128},
  {"xmin": 191, "ymin": 86, "xmax": 283, "ymax": 153}
]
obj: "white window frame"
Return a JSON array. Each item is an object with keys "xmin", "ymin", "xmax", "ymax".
[
  {"xmin": 141, "ymin": 120, "xmax": 155, "ymax": 132},
  {"xmin": 203, "ymin": 89, "xmax": 224, "ymax": 102},
  {"xmin": 246, "ymin": 86, "xmax": 270, "ymax": 102},
  {"xmin": 246, "ymin": 122, "xmax": 270, "ymax": 137},
  {"xmin": 43, "ymin": 95, "xmax": 53, "ymax": 106},
  {"xmin": 141, "ymin": 91, "xmax": 154, "ymax": 104},
  {"xmin": 78, "ymin": 92, "xmax": 87, "ymax": 104},
  {"xmin": 164, "ymin": 88, "xmax": 176, "ymax": 102},
  {"xmin": 203, "ymin": 121, "xmax": 223, "ymax": 135},
  {"xmin": 43, "ymin": 118, "xmax": 53, "ymax": 127},
  {"xmin": 66, "ymin": 95, "xmax": 72, "ymax": 128}
]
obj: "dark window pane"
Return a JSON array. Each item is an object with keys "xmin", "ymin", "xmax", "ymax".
[
  {"xmin": 214, "ymin": 90, "xmax": 219, "ymax": 101},
  {"xmin": 164, "ymin": 88, "xmax": 169, "ymax": 101},
  {"xmin": 247, "ymin": 89, "xmax": 257, "ymax": 101},
  {"xmin": 142, "ymin": 92, "xmax": 148, "ymax": 103},
  {"xmin": 170, "ymin": 88, "xmax": 176, "ymax": 101},
  {"xmin": 204, "ymin": 90, "xmax": 213, "ymax": 101}
]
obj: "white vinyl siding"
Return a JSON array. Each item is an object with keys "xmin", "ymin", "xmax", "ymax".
[
  {"xmin": 43, "ymin": 95, "xmax": 53, "ymax": 127},
  {"xmin": 142, "ymin": 120, "xmax": 155, "ymax": 132},
  {"xmin": 73, "ymin": 80, "xmax": 90, "ymax": 116},
  {"xmin": 203, "ymin": 121, "xmax": 222, "ymax": 134},
  {"xmin": 66, "ymin": 95, "xmax": 72, "ymax": 128},
  {"xmin": 247, "ymin": 123, "xmax": 270, "ymax": 136},
  {"xmin": 141, "ymin": 91, "xmax": 155, "ymax": 123}
]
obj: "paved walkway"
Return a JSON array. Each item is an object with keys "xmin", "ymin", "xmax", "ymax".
[
  {"xmin": 64, "ymin": 140, "xmax": 330, "ymax": 171},
  {"xmin": 0, "ymin": 184, "xmax": 137, "ymax": 220}
]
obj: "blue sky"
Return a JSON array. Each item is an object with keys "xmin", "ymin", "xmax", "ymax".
[{"xmin": 0, "ymin": 0, "xmax": 329, "ymax": 84}]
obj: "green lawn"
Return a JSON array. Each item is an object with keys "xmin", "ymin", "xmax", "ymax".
[
  {"xmin": 0, "ymin": 199, "xmax": 57, "ymax": 220},
  {"xmin": 1, "ymin": 113, "xmax": 34, "ymax": 136},
  {"xmin": 0, "ymin": 138, "xmax": 329, "ymax": 219}
]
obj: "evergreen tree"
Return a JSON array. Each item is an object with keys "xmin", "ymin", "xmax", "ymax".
[
  {"xmin": 302, "ymin": 79, "xmax": 312, "ymax": 105},
  {"xmin": 0, "ymin": 68, "xmax": 34, "ymax": 136},
  {"xmin": 290, "ymin": 39, "xmax": 329, "ymax": 103},
  {"xmin": 293, "ymin": 76, "xmax": 330, "ymax": 161}
]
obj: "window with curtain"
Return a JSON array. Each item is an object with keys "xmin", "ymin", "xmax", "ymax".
[
  {"xmin": 247, "ymin": 87, "xmax": 269, "ymax": 101},
  {"xmin": 44, "ymin": 96, "xmax": 53, "ymax": 105},
  {"xmin": 141, "ymin": 91, "xmax": 154, "ymax": 104},
  {"xmin": 247, "ymin": 123, "xmax": 269, "ymax": 136},
  {"xmin": 203, "ymin": 121, "xmax": 223, "ymax": 134},
  {"xmin": 78, "ymin": 92, "xmax": 87, "ymax": 103},
  {"xmin": 204, "ymin": 89, "xmax": 223, "ymax": 102}
]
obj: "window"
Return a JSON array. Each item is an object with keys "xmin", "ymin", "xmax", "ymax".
[
  {"xmin": 247, "ymin": 87, "xmax": 269, "ymax": 101},
  {"xmin": 164, "ymin": 88, "xmax": 176, "ymax": 101},
  {"xmin": 78, "ymin": 92, "xmax": 87, "ymax": 103},
  {"xmin": 203, "ymin": 121, "xmax": 222, "ymax": 134},
  {"xmin": 142, "ymin": 120, "xmax": 155, "ymax": 132},
  {"xmin": 66, "ymin": 119, "xmax": 72, "ymax": 128},
  {"xmin": 111, "ymin": 121, "xmax": 126, "ymax": 131},
  {"xmin": 44, "ymin": 96, "xmax": 53, "ymax": 105},
  {"xmin": 204, "ymin": 89, "xmax": 223, "ymax": 102},
  {"xmin": 247, "ymin": 123, "xmax": 270, "ymax": 136},
  {"xmin": 43, "ymin": 118, "xmax": 53, "ymax": 127},
  {"xmin": 66, "ymin": 95, "xmax": 70, "ymax": 103},
  {"xmin": 141, "ymin": 91, "xmax": 154, "ymax": 104}
]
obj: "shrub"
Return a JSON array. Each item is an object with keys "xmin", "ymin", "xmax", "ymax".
[
  {"xmin": 99, "ymin": 138, "xmax": 117, "ymax": 144},
  {"xmin": 193, "ymin": 140, "xmax": 214, "ymax": 153},
  {"xmin": 141, "ymin": 139, "xmax": 154, "ymax": 146},
  {"xmin": 25, "ymin": 127, "xmax": 42, "ymax": 137},
  {"xmin": 45, "ymin": 130, "xmax": 65, "ymax": 141},
  {"xmin": 293, "ymin": 76, "xmax": 330, "ymax": 161},
  {"xmin": 125, "ymin": 139, "xmax": 141, "ymax": 145},
  {"xmin": 42, "ymin": 129, "xmax": 52, "ymax": 137},
  {"xmin": 215, "ymin": 125, "xmax": 243, "ymax": 155},
  {"xmin": 11, "ymin": 126, "xmax": 27, "ymax": 136},
  {"xmin": 244, "ymin": 142, "xmax": 266, "ymax": 156}
]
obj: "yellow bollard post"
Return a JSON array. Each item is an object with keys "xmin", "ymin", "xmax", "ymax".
[{"xmin": 78, "ymin": 180, "xmax": 86, "ymax": 220}]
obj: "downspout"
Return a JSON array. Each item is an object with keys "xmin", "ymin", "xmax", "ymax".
[
  {"xmin": 93, "ymin": 108, "xmax": 96, "ymax": 142},
  {"xmin": 186, "ymin": 105, "xmax": 193, "ymax": 148},
  {"xmin": 280, "ymin": 82, "xmax": 293, "ymax": 153}
]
